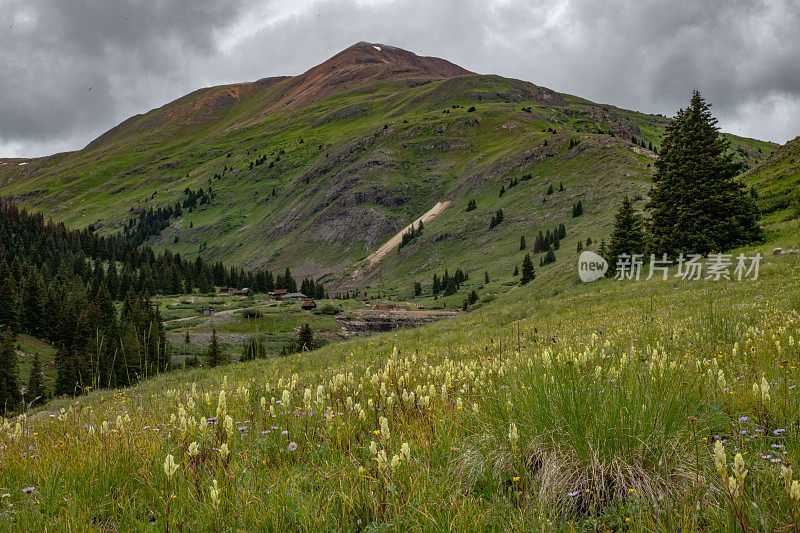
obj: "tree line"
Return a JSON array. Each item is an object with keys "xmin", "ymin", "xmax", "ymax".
[
  {"xmin": 0, "ymin": 202, "xmax": 313, "ymax": 413},
  {"xmin": 0, "ymin": 203, "xmax": 168, "ymax": 412}
]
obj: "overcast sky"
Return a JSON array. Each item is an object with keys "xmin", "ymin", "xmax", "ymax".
[{"xmin": 1, "ymin": 0, "xmax": 798, "ymax": 157}]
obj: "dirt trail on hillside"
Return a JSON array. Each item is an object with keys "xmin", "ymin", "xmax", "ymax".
[
  {"xmin": 365, "ymin": 201, "xmax": 450, "ymax": 268},
  {"xmin": 336, "ymin": 200, "xmax": 450, "ymax": 291}
]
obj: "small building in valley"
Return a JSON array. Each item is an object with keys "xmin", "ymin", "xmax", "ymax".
[
  {"xmin": 269, "ymin": 289, "xmax": 289, "ymax": 298},
  {"xmin": 283, "ymin": 292, "xmax": 307, "ymax": 301},
  {"xmin": 301, "ymin": 300, "xmax": 317, "ymax": 310}
]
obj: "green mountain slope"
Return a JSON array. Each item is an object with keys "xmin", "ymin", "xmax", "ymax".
[
  {"xmin": 744, "ymin": 135, "xmax": 800, "ymax": 223},
  {"xmin": 0, "ymin": 42, "xmax": 776, "ymax": 291}
]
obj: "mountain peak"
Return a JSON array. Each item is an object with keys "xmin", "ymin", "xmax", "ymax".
[
  {"xmin": 330, "ymin": 42, "xmax": 472, "ymax": 78},
  {"xmin": 267, "ymin": 42, "xmax": 472, "ymax": 111}
]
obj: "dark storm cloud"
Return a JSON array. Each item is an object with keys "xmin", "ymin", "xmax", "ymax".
[
  {"xmin": 2, "ymin": 0, "xmax": 799, "ymax": 157},
  {"xmin": 0, "ymin": 0, "xmax": 245, "ymax": 156}
]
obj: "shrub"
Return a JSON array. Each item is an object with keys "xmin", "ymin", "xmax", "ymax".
[{"xmin": 314, "ymin": 304, "xmax": 341, "ymax": 315}]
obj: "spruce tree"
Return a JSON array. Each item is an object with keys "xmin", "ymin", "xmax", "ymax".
[
  {"xmin": 609, "ymin": 197, "xmax": 646, "ymax": 271},
  {"xmin": 106, "ymin": 263, "xmax": 120, "ymax": 300},
  {"xmin": 533, "ymin": 231, "xmax": 545, "ymax": 254},
  {"xmin": 0, "ymin": 327, "xmax": 21, "ymax": 413},
  {"xmin": 520, "ymin": 253, "xmax": 535, "ymax": 285},
  {"xmin": 0, "ymin": 276, "xmax": 19, "ymax": 332},
  {"xmin": 21, "ymin": 270, "xmax": 45, "ymax": 337},
  {"xmin": 298, "ymin": 323, "xmax": 314, "ymax": 351},
  {"xmin": 647, "ymin": 91, "xmax": 762, "ymax": 254},
  {"xmin": 519, "ymin": 235, "xmax": 527, "ymax": 250},
  {"xmin": 27, "ymin": 353, "xmax": 44, "ymax": 405},
  {"xmin": 484, "ymin": 271, "xmax": 489, "ymax": 284},
  {"xmin": 207, "ymin": 328, "xmax": 222, "ymax": 367}
]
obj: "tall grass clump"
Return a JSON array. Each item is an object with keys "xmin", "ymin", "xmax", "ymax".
[{"xmin": 458, "ymin": 335, "xmax": 706, "ymax": 515}]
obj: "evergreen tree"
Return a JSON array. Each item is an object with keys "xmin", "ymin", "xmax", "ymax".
[
  {"xmin": 533, "ymin": 231, "xmax": 545, "ymax": 253},
  {"xmin": 598, "ymin": 238, "xmax": 608, "ymax": 262},
  {"xmin": 207, "ymin": 328, "xmax": 223, "ymax": 367},
  {"xmin": 519, "ymin": 235, "xmax": 527, "ymax": 250},
  {"xmin": 572, "ymin": 200, "xmax": 584, "ymax": 217},
  {"xmin": 413, "ymin": 282, "xmax": 422, "ymax": 297},
  {"xmin": 298, "ymin": 323, "xmax": 314, "ymax": 351},
  {"xmin": 513, "ymin": 265, "xmax": 519, "ymax": 276},
  {"xmin": 241, "ymin": 337, "xmax": 266, "ymax": 362},
  {"xmin": 106, "ymin": 263, "xmax": 120, "ymax": 300},
  {"xmin": 21, "ymin": 270, "xmax": 45, "ymax": 337},
  {"xmin": 520, "ymin": 253, "xmax": 535, "ymax": 285},
  {"xmin": 647, "ymin": 91, "xmax": 763, "ymax": 254},
  {"xmin": 27, "ymin": 353, "xmax": 44, "ymax": 405},
  {"xmin": 484, "ymin": 271, "xmax": 489, "ymax": 284},
  {"xmin": 609, "ymin": 197, "xmax": 646, "ymax": 271},
  {"xmin": 0, "ymin": 276, "xmax": 18, "ymax": 332},
  {"xmin": 0, "ymin": 327, "xmax": 21, "ymax": 413},
  {"xmin": 489, "ymin": 209, "xmax": 504, "ymax": 229},
  {"xmin": 541, "ymin": 246, "xmax": 557, "ymax": 266}
]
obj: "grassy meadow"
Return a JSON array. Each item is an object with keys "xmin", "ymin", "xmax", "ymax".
[{"xmin": 2, "ymin": 221, "xmax": 800, "ymax": 530}]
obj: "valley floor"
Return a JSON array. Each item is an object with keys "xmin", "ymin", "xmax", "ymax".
[{"xmin": 2, "ymin": 230, "xmax": 800, "ymax": 530}]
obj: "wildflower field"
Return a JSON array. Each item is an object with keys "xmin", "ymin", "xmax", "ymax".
[{"xmin": 3, "ymin": 243, "xmax": 800, "ymax": 530}]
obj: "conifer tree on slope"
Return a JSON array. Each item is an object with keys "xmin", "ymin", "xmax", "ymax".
[
  {"xmin": 647, "ymin": 91, "xmax": 762, "ymax": 255},
  {"xmin": 520, "ymin": 253, "xmax": 536, "ymax": 285},
  {"xmin": 608, "ymin": 197, "xmax": 646, "ymax": 274},
  {"xmin": 27, "ymin": 353, "xmax": 44, "ymax": 405},
  {"xmin": 0, "ymin": 327, "xmax": 21, "ymax": 413},
  {"xmin": 207, "ymin": 328, "xmax": 222, "ymax": 367},
  {"xmin": 298, "ymin": 323, "xmax": 314, "ymax": 351}
]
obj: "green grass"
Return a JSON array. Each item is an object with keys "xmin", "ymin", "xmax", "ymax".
[{"xmin": 3, "ymin": 222, "xmax": 800, "ymax": 529}]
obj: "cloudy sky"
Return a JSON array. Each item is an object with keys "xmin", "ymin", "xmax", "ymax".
[{"xmin": 1, "ymin": 0, "xmax": 798, "ymax": 157}]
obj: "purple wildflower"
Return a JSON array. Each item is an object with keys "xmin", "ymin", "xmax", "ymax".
[
  {"xmin": 288, "ymin": 442, "xmax": 298, "ymax": 451},
  {"xmin": 22, "ymin": 487, "xmax": 35, "ymax": 494}
]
